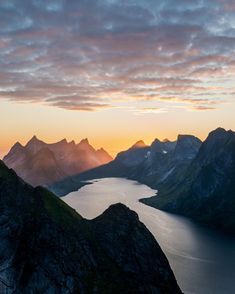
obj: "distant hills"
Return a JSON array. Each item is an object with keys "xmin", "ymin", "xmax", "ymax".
[
  {"xmin": 51, "ymin": 128, "xmax": 235, "ymax": 234},
  {"xmin": 3, "ymin": 136, "xmax": 112, "ymax": 187},
  {"xmin": 0, "ymin": 160, "xmax": 181, "ymax": 293}
]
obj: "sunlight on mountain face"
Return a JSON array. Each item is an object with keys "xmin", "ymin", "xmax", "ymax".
[{"xmin": 3, "ymin": 135, "xmax": 112, "ymax": 186}]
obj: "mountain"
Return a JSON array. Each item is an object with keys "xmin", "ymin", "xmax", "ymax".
[
  {"xmin": 51, "ymin": 135, "xmax": 201, "ymax": 196},
  {"xmin": 131, "ymin": 140, "xmax": 147, "ymax": 149},
  {"xmin": 96, "ymin": 147, "xmax": 113, "ymax": 163},
  {"xmin": 115, "ymin": 140, "xmax": 149, "ymax": 167},
  {"xmin": 3, "ymin": 136, "xmax": 112, "ymax": 187},
  {"xmin": 130, "ymin": 134, "xmax": 202, "ymax": 188},
  {"xmin": 141, "ymin": 128, "xmax": 235, "ymax": 234},
  {"xmin": 0, "ymin": 161, "xmax": 181, "ymax": 293}
]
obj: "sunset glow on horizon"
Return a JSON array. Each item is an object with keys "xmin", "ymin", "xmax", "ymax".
[
  {"xmin": 0, "ymin": 0, "xmax": 235, "ymax": 157},
  {"xmin": 1, "ymin": 99, "xmax": 234, "ymax": 159}
]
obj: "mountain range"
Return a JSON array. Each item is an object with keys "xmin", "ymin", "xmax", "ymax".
[
  {"xmin": 3, "ymin": 136, "xmax": 112, "ymax": 187},
  {"xmin": 51, "ymin": 128, "xmax": 235, "ymax": 234},
  {"xmin": 0, "ymin": 160, "xmax": 181, "ymax": 293},
  {"xmin": 51, "ymin": 133, "xmax": 202, "ymax": 196},
  {"xmin": 141, "ymin": 128, "xmax": 235, "ymax": 234},
  {"xmin": 4, "ymin": 128, "xmax": 235, "ymax": 234}
]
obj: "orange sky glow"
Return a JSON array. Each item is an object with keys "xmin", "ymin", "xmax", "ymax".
[
  {"xmin": 0, "ymin": 0, "xmax": 235, "ymax": 158},
  {"xmin": 1, "ymin": 99, "xmax": 234, "ymax": 158}
]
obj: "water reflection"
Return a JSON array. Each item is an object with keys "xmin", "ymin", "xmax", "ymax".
[{"xmin": 62, "ymin": 178, "xmax": 235, "ymax": 294}]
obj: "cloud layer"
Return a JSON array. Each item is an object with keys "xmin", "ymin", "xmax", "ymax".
[{"xmin": 0, "ymin": 0, "xmax": 234, "ymax": 111}]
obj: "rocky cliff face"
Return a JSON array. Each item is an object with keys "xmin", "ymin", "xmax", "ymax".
[
  {"xmin": 0, "ymin": 161, "xmax": 181, "ymax": 293},
  {"xmin": 131, "ymin": 134, "xmax": 201, "ymax": 188},
  {"xmin": 51, "ymin": 134, "xmax": 201, "ymax": 196},
  {"xmin": 142, "ymin": 128, "xmax": 235, "ymax": 234},
  {"xmin": 3, "ymin": 136, "xmax": 112, "ymax": 187}
]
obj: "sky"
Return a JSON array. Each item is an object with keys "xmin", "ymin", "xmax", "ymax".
[{"xmin": 0, "ymin": 0, "xmax": 235, "ymax": 157}]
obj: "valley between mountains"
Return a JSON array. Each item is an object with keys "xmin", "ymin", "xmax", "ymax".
[
  {"xmin": 2, "ymin": 127, "xmax": 235, "ymax": 293},
  {"xmin": 49, "ymin": 127, "xmax": 235, "ymax": 234}
]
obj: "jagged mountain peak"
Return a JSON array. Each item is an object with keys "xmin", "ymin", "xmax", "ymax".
[
  {"xmin": 208, "ymin": 127, "xmax": 234, "ymax": 140},
  {"xmin": 13, "ymin": 141, "xmax": 23, "ymax": 147},
  {"xmin": 173, "ymin": 134, "xmax": 202, "ymax": 160},
  {"xmin": 58, "ymin": 138, "xmax": 68, "ymax": 144},
  {"xmin": 97, "ymin": 147, "xmax": 105, "ymax": 152},
  {"xmin": 31, "ymin": 135, "xmax": 38, "ymax": 140},
  {"xmin": 24, "ymin": 136, "xmax": 45, "ymax": 155},
  {"xmin": 26, "ymin": 135, "xmax": 44, "ymax": 147},
  {"xmin": 151, "ymin": 138, "xmax": 161, "ymax": 145},
  {"xmin": 143, "ymin": 127, "xmax": 235, "ymax": 234},
  {"xmin": 77, "ymin": 138, "xmax": 95, "ymax": 152},
  {"xmin": 205, "ymin": 128, "xmax": 234, "ymax": 146},
  {"xmin": 210, "ymin": 127, "xmax": 226, "ymax": 134},
  {"xmin": 77, "ymin": 138, "xmax": 91, "ymax": 147},
  {"xmin": 28, "ymin": 135, "xmax": 40, "ymax": 143},
  {"xmin": 194, "ymin": 128, "xmax": 235, "ymax": 163},
  {"xmin": 97, "ymin": 147, "xmax": 110, "ymax": 154},
  {"xmin": 96, "ymin": 147, "xmax": 113, "ymax": 162},
  {"xmin": 131, "ymin": 140, "xmax": 146, "ymax": 149},
  {"xmin": 79, "ymin": 138, "xmax": 89, "ymax": 144},
  {"xmin": 176, "ymin": 134, "xmax": 202, "ymax": 147},
  {"xmin": 150, "ymin": 138, "xmax": 176, "ymax": 154},
  {"xmin": 3, "ymin": 136, "xmax": 112, "ymax": 187},
  {"xmin": 10, "ymin": 141, "xmax": 24, "ymax": 151},
  {"xmin": 177, "ymin": 134, "xmax": 200, "ymax": 141}
]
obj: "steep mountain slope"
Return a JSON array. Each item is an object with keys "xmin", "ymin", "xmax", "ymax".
[
  {"xmin": 51, "ymin": 135, "xmax": 201, "ymax": 196},
  {"xmin": 96, "ymin": 147, "xmax": 113, "ymax": 163},
  {"xmin": 0, "ymin": 161, "xmax": 181, "ymax": 293},
  {"xmin": 3, "ymin": 136, "xmax": 112, "ymax": 187},
  {"xmin": 115, "ymin": 140, "xmax": 149, "ymax": 167},
  {"xmin": 131, "ymin": 135, "xmax": 202, "ymax": 188},
  {"xmin": 17, "ymin": 147, "xmax": 65, "ymax": 186},
  {"xmin": 142, "ymin": 128, "xmax": 235, "ymax": 233}
]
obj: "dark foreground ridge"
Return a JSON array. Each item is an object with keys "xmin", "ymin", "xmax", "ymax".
[{"xmin": 0, "ymin": 161, "xmax": 181, "ymax": 293}]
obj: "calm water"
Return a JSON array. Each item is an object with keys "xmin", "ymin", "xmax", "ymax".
[{"xmin": 62, "ymin": 178, "xmax": 235, "ymax": 294}]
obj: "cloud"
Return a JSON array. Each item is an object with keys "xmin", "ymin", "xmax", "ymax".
[
  {"xmin": 136, "ymin": 107, "xmax": 168, "ymax": 114},
  {"xmin": 50, "ymin": 101, "xmax": 110, "ymax": 111},
  {"xmin": 188, "ymin": 105, "xmax": 217, "ymax": 111},
  {"xmin": 0, "ymin": 0, "xmax": 234, "ymax": 112}
]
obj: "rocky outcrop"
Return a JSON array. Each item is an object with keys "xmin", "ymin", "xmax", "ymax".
[{"xmin": 0, "ymin": 161, "xmax": 181, "ymax": 293}]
